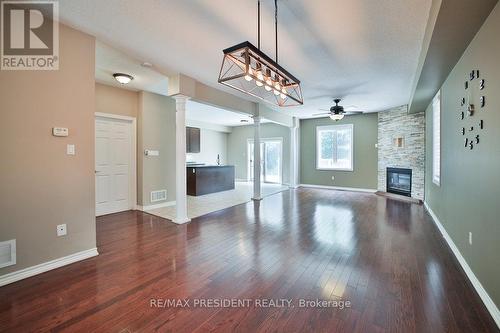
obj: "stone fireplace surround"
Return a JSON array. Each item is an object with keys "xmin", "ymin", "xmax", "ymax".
[{"xmin": 377, "ymin": 106, "xmax": 425, "ymax": 200}]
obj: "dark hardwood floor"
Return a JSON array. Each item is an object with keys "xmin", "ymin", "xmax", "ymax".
[{"xmin": 0, "ymin": 188, "xmax": 498, "ymax": 332}]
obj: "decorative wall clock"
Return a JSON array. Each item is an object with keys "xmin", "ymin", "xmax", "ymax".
[{"xmin": 460, "ymin": 69, "xmax": 485, "ymax": 150}]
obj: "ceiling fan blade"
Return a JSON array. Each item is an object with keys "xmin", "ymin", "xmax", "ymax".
[
  {"xmin": 312, "ymin": 112, "xmax": 330, "ymax": 116},
  {"xmin": 344, "ymin": 111, "xmax": 364, "ymax": 115},
  {"xmin": 318, "ymin": 109, "xmax": 331, "ymax": 112}
]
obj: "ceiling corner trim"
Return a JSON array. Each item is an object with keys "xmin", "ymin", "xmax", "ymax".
[{"xmin": 408, "ymin": 0, "xmax": 498, "ymax": 114}]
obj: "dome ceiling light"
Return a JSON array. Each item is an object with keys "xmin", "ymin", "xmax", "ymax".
[
  {"xmin": 218, "ymin": 0, "xmax": 303, "ymax": 107},
  {"xmin": 113, "ymin": 73, "xmax": 134, "ymax": 85}
]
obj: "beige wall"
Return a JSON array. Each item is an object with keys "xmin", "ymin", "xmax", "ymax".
[
  {"xmin": 0, "ymin": 25, "xmax": 96, "ymax": 274},
  {"xmin": 137, "ymin": 92, "xmax": 176, "ymax": 205},
  {"xmin": 95, "ymin": 83, "xmax": 138, "ymax": 118}
]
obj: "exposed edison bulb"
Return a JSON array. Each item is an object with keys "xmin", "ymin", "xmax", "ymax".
[
  {"xmin": 273, "ymin": 81, "xmax": 281, "ymax": 95},
  {"xmin": 255, "ymin": 69, "xmax": 264, "ymax": 86},
  {"xmin": 264, "ymin": 74, "xmax": 273, "ymax": 91},
  {"xmin": 280, "ymin": 87, "xmax": 287, "ymax": 99},
  {"xmin": 244, "ymin": 68, "xmax": 253, "ymax": 81}
]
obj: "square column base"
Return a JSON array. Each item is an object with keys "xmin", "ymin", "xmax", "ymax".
[{"xmin": 172, "ymin": 217, "xmax": 191, "ymax": 224}]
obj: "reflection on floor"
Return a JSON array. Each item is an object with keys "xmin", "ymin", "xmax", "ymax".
[
  {"xmin": 148, "ymin": 181, "xmax": 288, "ymax": 220},
  {"xmin": 1, "ymin": 189, "xmax": 497, "ymax": 331}
]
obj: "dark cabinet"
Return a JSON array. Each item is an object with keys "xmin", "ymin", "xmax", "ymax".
[
  {"xmin": 187, "ymin": 166, "xmax": 235, "ymax": 196},
  {"xmin": 186, "ymin": 127, "xmax": 200, "ymax": 153}
]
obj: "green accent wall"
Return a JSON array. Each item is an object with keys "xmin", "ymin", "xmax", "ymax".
[
  {"xmin": 227, "ymin": 123, "xmax": 290, "ymax": 184},
  {"xmin": 300, "ymin": 114, "xmax": 378, "ymax": 189},
  {"xmin": 425, "ymin": 3, "xmax": 500, "ymax": 310}
]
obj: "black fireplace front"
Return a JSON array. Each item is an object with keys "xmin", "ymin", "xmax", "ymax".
[{"xmin": 386, "ymin": 167, "xmax": 412, "ymax": 197}]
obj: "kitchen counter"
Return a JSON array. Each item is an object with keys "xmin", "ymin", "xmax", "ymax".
[{"xmin": 186, "ymin": 165, "xmax": 235, "ymax": 196}]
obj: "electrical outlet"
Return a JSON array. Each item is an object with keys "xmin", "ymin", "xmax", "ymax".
[
  {"xmin": 57, "ymin": 224, "xmax": 67, "ymax": 237},
  {"xmin": 331, "ymin": 176, "xmax": 335, "ymax": 181},
  {"xmin": 469, "ymin": 232, "xmax": 472, "ymax": 245}
]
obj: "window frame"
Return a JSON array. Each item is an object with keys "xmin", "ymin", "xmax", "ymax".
[
  {"xmin": 432, "ymin": 90, "xmax": 441, "ymax": 186},
  {"xmin": 315, "ymin": 124, "xmax": 354, "ymax": 172}
]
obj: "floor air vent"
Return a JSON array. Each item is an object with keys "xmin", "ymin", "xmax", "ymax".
[
  {"xmin": 0, "ymin": 239, "xmax": 16, "ymax": 268},
  {"xmin": 151, "ymin": 190, "xmax": 167, "ymax": 203}
]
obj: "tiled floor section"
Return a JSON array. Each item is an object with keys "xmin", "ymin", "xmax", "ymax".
[{"xmin": 148, "ymin": 181, "xmax": 288, "ymax": 220}]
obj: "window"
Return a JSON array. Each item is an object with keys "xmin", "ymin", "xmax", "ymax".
[
  {"xmin": 432, "ymin": 90, "xmax": 441, "ymax": 185},
  {"xmin": 316, "ymin": 124, "xmax": 353, "ymax": 171}
]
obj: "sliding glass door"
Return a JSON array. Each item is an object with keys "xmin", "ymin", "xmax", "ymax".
[{"xmin": 247, "ymin": 139, "xmax": 282, "ymax": 184}]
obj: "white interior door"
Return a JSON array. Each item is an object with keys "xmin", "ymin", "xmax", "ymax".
[{"xmin": 95, "ymin": 117, "xmax": 132, "ymax": 216}]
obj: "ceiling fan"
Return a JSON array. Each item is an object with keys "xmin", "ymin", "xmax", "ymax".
[{"xmin": 313, "ymin": 98, "xmax": 364, "ymax": 121}]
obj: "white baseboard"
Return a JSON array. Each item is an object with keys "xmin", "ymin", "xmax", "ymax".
[
  {"xmin": 136, "ymin": 200, "xmax": 176, "ymax": 211},
  {"xmin": 299, "ymin": 184, "xmax": 377, "ymax": 193},
  {"xmin": 424, "ymin": 202, "xmax": 500, "ymax": 328},
  {"xmin": 0, "ymin": 248, "xmax": 99, "ymax": 287}
]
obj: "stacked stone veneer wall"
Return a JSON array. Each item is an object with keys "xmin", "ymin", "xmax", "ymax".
[{"xmin": 378, "ymin": 106, "xmax": 425, "ymax": 199}]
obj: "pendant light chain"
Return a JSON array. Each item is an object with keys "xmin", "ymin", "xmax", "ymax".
[
  {"xmin": 275, "ymin": 0, "xmax": 278, "ymax": 63},
  {"xmin": 257, "ymin": 0, "xmax": 261, "ymax": 49}
]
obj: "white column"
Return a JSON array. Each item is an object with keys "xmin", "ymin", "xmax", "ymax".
[
  {"xmin": 289, "ymin": 117, "xmax": 299, "ymax": 188},
  {"xmin": 173, "ymin": 95, "xmax": 190, "ymax": 224},
  {"xmin": 252, "ymin": 116, "xmax": 262, "ymax": 200}
]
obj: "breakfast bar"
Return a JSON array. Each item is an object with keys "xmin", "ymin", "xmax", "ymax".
[{"xmin": 186, "ymin": 165, "xmax": 235, "ymax": 196}]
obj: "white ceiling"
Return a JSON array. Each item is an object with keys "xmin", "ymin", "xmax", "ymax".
[
  {"xmin": 187, "ymin": 100, "xmax": 269, "ymax": 127},
  {"xmin": 95, "ymin": 41, "xmax": 168, "ymax": 96},
  {"xmin": 60, "ymin": 0, "xmax": 432, "ymax": 117}
]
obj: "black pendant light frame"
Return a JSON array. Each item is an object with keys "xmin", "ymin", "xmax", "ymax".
[{"xmin": 218, "ymin": 0, "xmax": 303, "ymax": 107}]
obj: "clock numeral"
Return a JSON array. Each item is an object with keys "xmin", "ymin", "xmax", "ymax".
[
  {"xmin": 469, "ymin": 140, "xmax": 474, "ymax": 149},
  {"xmin": 465, "ymin": 138, "xmax": 469, "ymax": 147},
  {"xmin": 461, "ymin": 127, "xmax": 465, "ymax": 135},
  {"xmin": 467, "ymin": 104, "xmax": 474, "ymax": 116},
  {"xmin": 470, "ymin": 70, "xmax": 479, "ymax": 80},
  {"xmin": 461, "ymin": 111, "xmax": 465, "ymax": 120},
  {"xmin": 480, "ymin": 96, "xmax": 485, "ymax": 108},
  {"xmin": 465, "ymin": 81, "xmax": 468, "ymax": 89},
  {"xmin": 479, "ymin": 79, "xmax": 485, "ymax": 90},
  {"xmin": 461, "ymin": 97, "xmax": 465, "ymax": 106},
  {"xmin": 479, "ymin": 119, "xmax": 484, "ymax": 129},
  {"xmin": 476, "ymin": 135, "xmax": 480, "ymax": 144},
  {"xmin": 469, "ymin": 126, "xmax": 474, "ymax": 131}
]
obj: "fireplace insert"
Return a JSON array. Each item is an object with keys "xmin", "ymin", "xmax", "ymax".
[{"xmin": 386, "ymin": 167, "xmax": 412, "ymax": 197}]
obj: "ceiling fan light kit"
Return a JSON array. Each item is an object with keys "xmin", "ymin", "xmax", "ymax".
[
  {"xmin": 218, "ymin": 0, "xmax": 303, "ymax": 107},
  {"xmin": 314, "ymin": 98, "xmax": 364, "ymax": 121},
  {"xmin": 329, "ymin": 113, "xmax": 345, "ymax": 121}
]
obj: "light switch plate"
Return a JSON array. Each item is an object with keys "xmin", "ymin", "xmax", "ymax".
[
  {"xmin": 67, "ymin": 144, "xmax": 75, "ymax": 155},
  {"xmin": 57, "ymin": 224, "xmax": 67, "ymax": 237}
]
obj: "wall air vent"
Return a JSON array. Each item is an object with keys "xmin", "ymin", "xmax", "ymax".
[
  {"xmin": 0, "ymin": 239, "xmax": 16, "ymax": 268},
  {"xmin": 150, "ymin": 190, "xmax": 167, "ymax": 203}
]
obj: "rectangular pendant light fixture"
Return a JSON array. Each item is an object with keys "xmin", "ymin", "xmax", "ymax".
[
  {"xmin": 218, "ymin": 1, "xmax": 303, "ymax": 107},
  {"xmin": 218, "ymin": 41, "xmax": 303, "ymax": 107}
]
